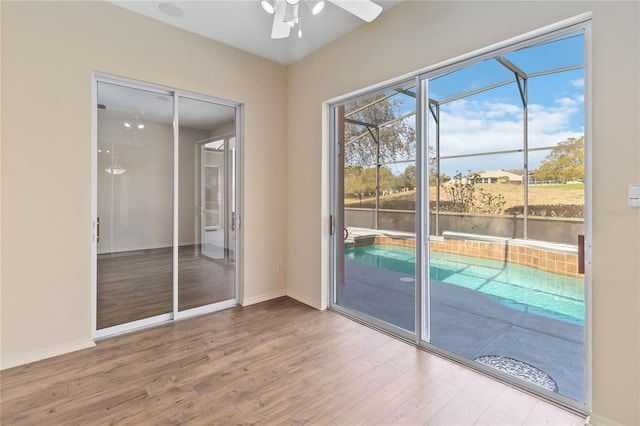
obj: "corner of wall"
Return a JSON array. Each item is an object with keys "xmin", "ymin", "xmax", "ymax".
[
  {"xmin": 586, "ymin": 413, "xmax": 623, "ymax": 426},
  {"xmin": 241, "ymin": 289, "xmax": 287, "ymax": 307},
  {"xmin": 286, "ymin": 289, "xmax": 324, "ymax": 310}
]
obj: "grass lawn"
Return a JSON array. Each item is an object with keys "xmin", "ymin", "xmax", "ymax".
[{"xmin": 345, "ymin": 183, "xmax": 584, "ymax": 211}]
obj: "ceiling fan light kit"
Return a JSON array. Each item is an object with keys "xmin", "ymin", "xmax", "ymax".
[
  {"xmin": 305, "ymin": 0, "xmax": 325, "ymax": 15},
  {"xmin": 260, "ymin": 0, "xmax": 277, "ymax": 15},
  {"xmin": 263, "ymin": 0, "xmax": 382, "ymax": 39},
  {"xmin": 283, "ymin": 2, "xmax": 299, "ymax": 27}
]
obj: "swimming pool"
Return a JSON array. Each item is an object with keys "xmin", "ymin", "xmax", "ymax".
[{"xmin": 345, "ymin": 244, "xmax": 584, "ymax": 325}]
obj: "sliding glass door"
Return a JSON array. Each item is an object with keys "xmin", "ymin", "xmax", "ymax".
[
  {"xmin": 94, "ymin": 77, "xmax": 241, "ymax": 336},
  {"xmin": 333, "ymin": 81, "xmax": 417, "ymax": 336},
  {"xmin": 331, "ymin": 24, "xmax": 588, "ymax": 411}
]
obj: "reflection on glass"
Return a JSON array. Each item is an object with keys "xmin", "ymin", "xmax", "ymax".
[
  {"xmin": 338, "ymin": 83, "xmax": 417, "ymax": 333},
  {"xmin": 177, "ymin": 97, "xmax": 236, "ymax": 311},
  {"xmin": 96, "ymin": 82, "xmax": 174, "ymax": 329}
]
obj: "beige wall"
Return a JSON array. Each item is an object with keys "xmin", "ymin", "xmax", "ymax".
[
  {"xmin": 286, "ymin": 1, "xmax": 639, "ymax": 424},
  {"xmin": 2, "ymin": 0, "xmax": 639, "ymax": 424},
  {"xmin": 0, "ymin": 1, "xmax": 287, "ymax": 364}
]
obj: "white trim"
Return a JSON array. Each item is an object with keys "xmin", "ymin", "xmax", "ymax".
[
  {"xmin": 93, "ymin": 313, "xmax": 172, "ymax": 340},
  {"xmin": 241, "ymin": 289, "xmax": 287, "ymax": 307},
  {"xmin": 418, "ymin": 75, "xmax": 430, "ymax": 344},
  {"xmin": 287, "ymin": 290, "xmax": 324, "ymax": 310},
  {"xmin": 582, "ymin": 18, "xmax": 593, "ymax": 415},
  {"xmin": 586, "ymin": 414, "xmax": 622, "ymax": 426},
  {"xmin": 172, "ymin": 93, "xmax": 180, "ymax": 318},
  {"xmin": 174, "ymin": 299, "xmax": 239, "ymax": 321},
  {"xmin": 91, "ymin": 76, "xmax": 98, "ymax": 336},
  {"xmin": 1, "ymin": 339, "xmax": 96, "ymax": 370},
  {"xmin": 234, "ymin": 105, "xmax": 244, "ymax": 305}
]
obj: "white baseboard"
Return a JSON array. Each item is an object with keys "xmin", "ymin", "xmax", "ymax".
[
  {"xmin": 241, "ymin": 289, "xmax": 287, "ymax": 306},
  {"xmin": 287, "ymin": 290, "xmax": 323, "ymax": 310},
  {"xmin": 1, "ymin": 338, "xmax": 96, "ymax": 370},
  {"xmin": 586, "ymin": 413, "xmax": 622, "ymax": 426}
]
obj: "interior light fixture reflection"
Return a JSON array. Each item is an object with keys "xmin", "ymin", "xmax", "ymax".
[
  {"xmin": 123, "ymin": 121, "xmax": 145, "ymax": 130},
  {"xmin": 105, "ymin": 156, "xmax": 126, "ymax": 175}
]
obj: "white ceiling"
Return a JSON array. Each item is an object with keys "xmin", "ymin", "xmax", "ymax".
[{"xmin": 108, "ymin": 0, "xmax": 402, "ymax": 65}]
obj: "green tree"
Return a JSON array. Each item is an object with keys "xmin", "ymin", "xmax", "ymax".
[
  {"xmin": 344, "ymin": 165, "xmax": 364, "ymax": 197},
  {"xmin": 351, "ymin": 166, "xmax": 398, "ymax": 196},
  {"xmin": 343, "ymin": 93, "xmax": 415, "ymax": 167},
  {"xmin": 534, "ymin": 136, "xmax": 584, "ymax": 183},
  {"xmin": 443, "ymin": 171, "xmax": 506, "ymax": 214},
  {"xmin": 399, "ymin": 165, "xmax": 416, "ymax": 190}
]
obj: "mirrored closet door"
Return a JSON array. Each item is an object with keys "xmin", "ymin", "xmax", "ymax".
[{"xmin": 94, "ymin": 77, "xmax": 241, "ymax": 336}]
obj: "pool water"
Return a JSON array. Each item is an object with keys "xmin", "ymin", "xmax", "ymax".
[{"xmin": 345, "ymin": 244, "xmax": 584, "ymax": 325}]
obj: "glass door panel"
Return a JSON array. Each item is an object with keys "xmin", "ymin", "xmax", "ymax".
[
  {"xmin": 96, "ymin": 82, "xmax": 174, "ymax": 330},
  {"xmin": 336, "ymin": 83, "xmax": 417, "ymax": 333},
  {"xmin": 424, "ymin": 30, "xmax": 586, "ymax": 404},
  {"xmin": 177, "ymin": 96, "xmax": 236, "ymax": 312}
]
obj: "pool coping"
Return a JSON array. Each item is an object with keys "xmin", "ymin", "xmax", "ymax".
[{"xmin": 345, "ymin": 228, "xmax": 584, "ymax": 278}]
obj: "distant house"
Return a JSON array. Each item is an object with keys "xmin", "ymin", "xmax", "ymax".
[{"xmin": 474, "ymin": 170, "xmax": 524, "ymax": 184}]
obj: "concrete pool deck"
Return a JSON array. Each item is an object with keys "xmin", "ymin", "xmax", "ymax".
[{"xmin": 339, "ymin": 261, "xmax": 585, "ymax": 402}]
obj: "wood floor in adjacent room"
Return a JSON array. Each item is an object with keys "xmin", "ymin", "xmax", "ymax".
[
  {"xmin": 0, "ymin": 297, "xmax": 585, "ymax": 425},
  {"xmin": 97, "ymin": 245, "xmax": 235, "ymax": 329}
]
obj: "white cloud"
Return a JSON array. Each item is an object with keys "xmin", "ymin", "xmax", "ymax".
[
  {"xmin": 556, "ymin": 97, "xmax": 577, "ymax": 107},
  {"xmin": 570, "ymin": 78, "xmax": 585, "ymax": 87},
  {"xmin": 427, "ymin": 96, "xmax": 583, "ymax": 176}
]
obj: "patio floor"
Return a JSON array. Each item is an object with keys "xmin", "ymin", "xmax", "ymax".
[{"xmin": 338, "ymin": 261, "xmax": 585, "ymax": 402}]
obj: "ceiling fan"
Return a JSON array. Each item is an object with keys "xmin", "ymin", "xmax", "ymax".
[{"xmin": 260, "ymin": 0, "xmax": 383, "ymax": 39}]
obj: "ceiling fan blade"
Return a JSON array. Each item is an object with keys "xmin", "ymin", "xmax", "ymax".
[
  {"xmin": 329, "ymin": 0, "xmax": 383, "ymax": 22},
  {"xmin": 271, "ymin": 1, "xmax": 291, "ymax": 39}
]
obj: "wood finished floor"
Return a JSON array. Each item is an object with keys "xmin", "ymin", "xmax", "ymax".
[
  {"xmin": 1, "ymin": 297, "xmax": 585, "ymax": 425},
  {"xmin": 97, "ymin": 245, "xmax": 234, "ymax": 329}
]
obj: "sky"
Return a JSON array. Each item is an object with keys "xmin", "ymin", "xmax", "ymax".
[{"xmin": 351, "ymin": 31, "xmax": 585, "ymax": 178}]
